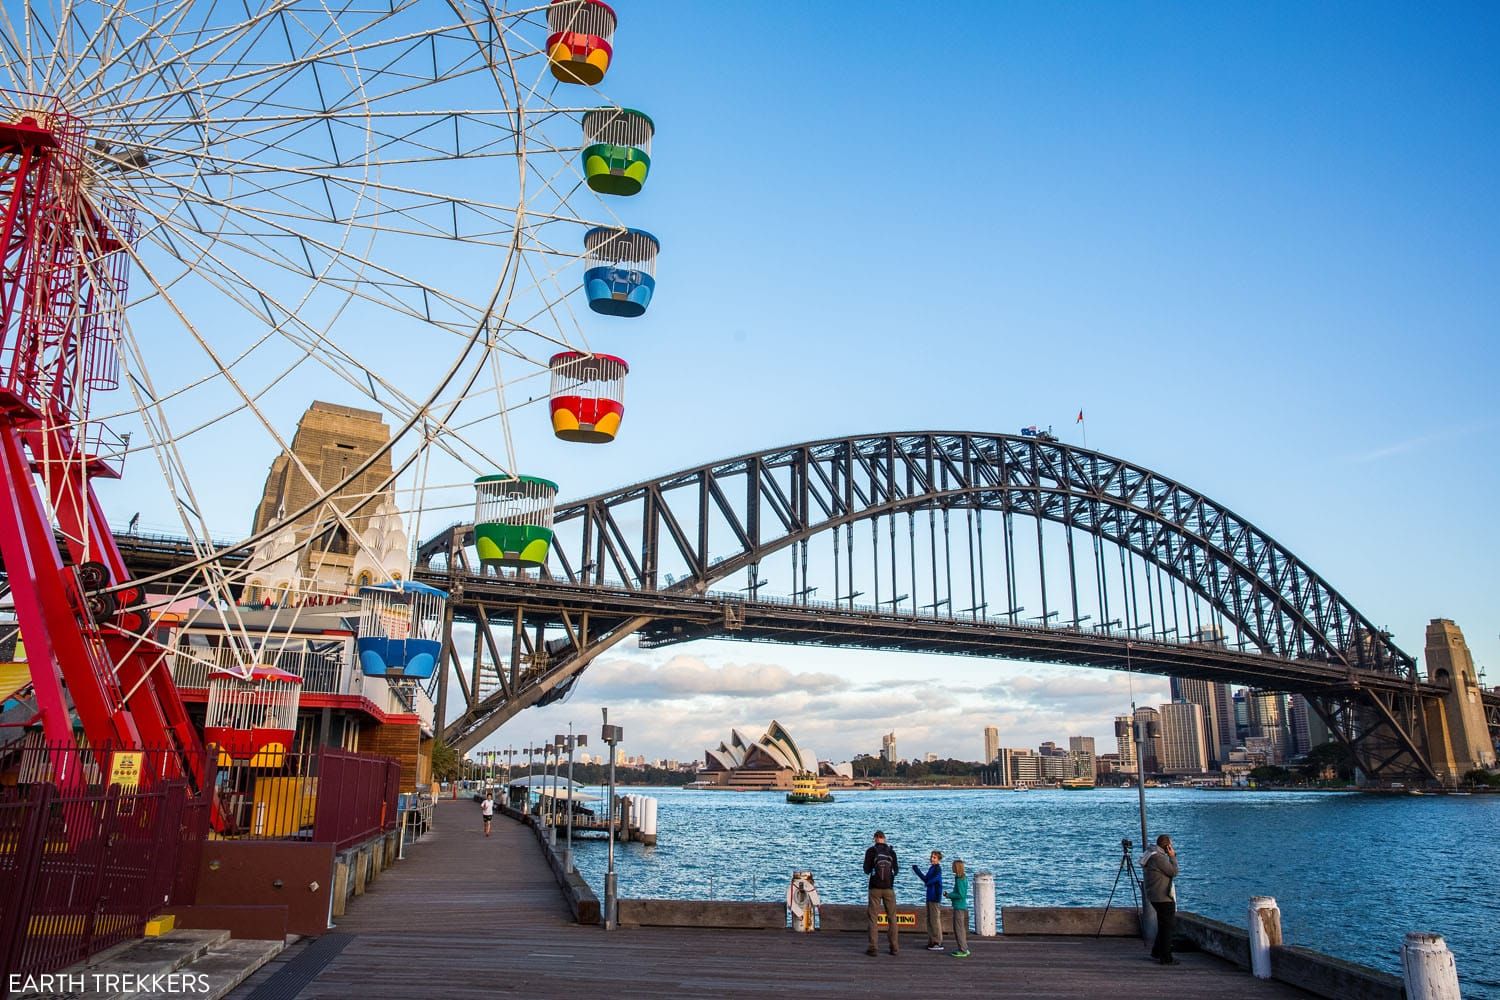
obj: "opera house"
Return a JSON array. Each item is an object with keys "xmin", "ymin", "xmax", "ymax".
[{"xmin": 699, "ymin": 720, "xmax": 853, "ymax": 790}]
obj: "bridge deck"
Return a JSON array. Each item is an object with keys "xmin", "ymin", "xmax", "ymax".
[{"xmin": 233, "ymin": 800, "xmax": 1310, "ymax": 1000}]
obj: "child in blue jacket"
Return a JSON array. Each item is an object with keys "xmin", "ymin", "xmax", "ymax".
[{"xmin": 913, "ymin": 850, "xmax": 945, "ymax": 950}]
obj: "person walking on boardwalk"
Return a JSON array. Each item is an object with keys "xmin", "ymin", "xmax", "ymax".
[
  {"xmin": 913, "ymin": 850, "xmax": 945, "ymax": 951},
  {"xmin": 945, "ymin": 859, "xmax": 971, "ymax": 958},
  {"xmin": 1143, "ymin": 834, "xmax": 1179, "ymax": 965},
  {"xmin": 863, "ymin": 830, "xmax": 900, "ymax": 956},
  {"xmin": 480, "ymin": 792, "xmax": 495, "ymax": 837}
]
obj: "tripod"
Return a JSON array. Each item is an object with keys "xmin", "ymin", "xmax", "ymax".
[{"xmin": 1097, "ymin": 839, "xmax": 1142, "ymax": 938}]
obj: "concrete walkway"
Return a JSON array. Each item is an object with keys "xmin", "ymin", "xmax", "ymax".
[{"xmin": 230, "ymin": 800, "xmax": 1310, "ymax": 999}]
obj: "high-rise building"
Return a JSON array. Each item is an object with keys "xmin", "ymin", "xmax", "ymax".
[
  {"xmin": 1233, "ymin": 689, "xmax": 1250, "ymax": 741},
  {"xmin": 983, "ymin": 726, "xmax": 1000, "ymax": 764},
  {"xmin": 1001, "ymin": 748, "xmax": 1042, "ymax": 786},
  {"xmin": 880, "ymin": 731, "xmax": 898, "ymax": 763},
  {"xmin": 1068, "ymin": 736, "xmax": 1096, "ymax": 756},
  {"xmin": 1169, "ymin": 677, "xmax": 1233, "ymax": 767},
  {"xmin": 1114, "ymin": 714, "xmax": 1137, "ymax": 771},
  {"xmin": 1287, "ymin": 695, "xmax": 1314, "ymax": 758},
  {"xmin": 1133, "ymin": 706, "xmax": 1163, "ymax": 774},
  {"xmin": 1306, "ymin": 703, "xmax": 1332, "ymax": 748},
  {"xmin": 1247, "ymin": 690, "xmax": 1287, "ymax": 763},
  {"xmin": 1159, "ymin": 700, "xmax": 1210, "ymax": 774}
]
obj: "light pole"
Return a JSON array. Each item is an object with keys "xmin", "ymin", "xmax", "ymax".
[
  {"xmin": 601, "ymin": 708, "xmax": 623, "ymax": 930},
  {"xmin": 525, "ymin": 744, "xmax": 536, "ymax": 815},
  {"xmin": 560, "ymin": 725, "xmax": 587, "ymax": 871},
  {"xmin": 548, "ymin": 738, "xmax": 562, "ymax": 843}
]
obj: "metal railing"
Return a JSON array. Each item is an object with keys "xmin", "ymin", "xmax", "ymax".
[
  {"xmin": 170, "ymin": 645, "xmax": 345, "ymax": 693},
  {"xmin": 0, "ymin": 742, "xmax": 212, "ymax": 991},
  {"xmin": 210, "ymin": 748, "xmax": 398, "ymax": 849},
  {"xmin": 312, "ymin": 748, "xmax": 401, "ymax": 852}
]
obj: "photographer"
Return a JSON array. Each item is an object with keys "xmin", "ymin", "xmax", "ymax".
[{"xmin": 1142, "ymin": 834, "xmax": 1179, "ymax": 965}]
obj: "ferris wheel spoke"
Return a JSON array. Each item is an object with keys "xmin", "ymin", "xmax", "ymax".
[
  {"xmin": 112, "ymin": 221, "xmax": 505, "ymax": 484},
  {"xmin": 110, "ymin": 136, "xmax": 536, "ymax": 241},
  {"xmin": 86, "ymin": 6, "xmax": 491, "ymax": 119},
  {"xmin": 78, "ymin": 0, "xmax": 207, "ymax": 123},
  {"xmin": 111, "ymin": 166, "xmax": 543, "ymax": 334},
  {"xmin": 71, "ymin": 0, "xmax": 305, "ymax": 111},
  {"xmin": 115, "ymin": 184, "xmax": 536, "ymax": 503},
  {"xmin": 57, "ymin": 0, "xmax": 213, "ymax": 108},
  {"xmin": 115, "ymin": 231, "xmax": 449, "ymax": 591}
]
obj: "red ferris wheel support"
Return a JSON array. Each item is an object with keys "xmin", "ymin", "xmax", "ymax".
[{"xmin": 0, "ymin": 93, "xmax": 206, "ymax": 791}]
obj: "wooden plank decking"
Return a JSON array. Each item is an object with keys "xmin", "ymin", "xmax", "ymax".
[{"xmin": 231, "ymin": 800, "xmax": 1310, "ymax": 999}]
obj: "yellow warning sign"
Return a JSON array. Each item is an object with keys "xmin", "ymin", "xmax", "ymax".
[
  {"xmin": 875, "ymin": 912, "xmax": 919, "ymax": 927},
  {"xmin": 109, "ymin": 751, "xmax": 143, "ymax": 790}
]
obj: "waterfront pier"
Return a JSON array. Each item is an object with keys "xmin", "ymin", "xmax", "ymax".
[{"xmin": 231, "ymin": 801, "xmax": 1311, "ymax": 1000}]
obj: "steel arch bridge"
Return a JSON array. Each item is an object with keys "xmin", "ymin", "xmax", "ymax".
[{"xmin": 414, "ymin": 431, "xmax": 1482, "ymax": 782}]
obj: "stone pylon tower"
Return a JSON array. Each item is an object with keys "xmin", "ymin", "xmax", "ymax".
[
  {"xmin": 1424, "ymin": 619, "xmax": 1497, "ymax": 776},
  {"xmin": 245, "ymin": 401, "xmax": 410, "ymax": 604}
]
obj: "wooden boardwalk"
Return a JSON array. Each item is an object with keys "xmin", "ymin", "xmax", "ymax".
[{"xmin": 232, "ymin": 800, "xmax": 1310, "ymax": 999}]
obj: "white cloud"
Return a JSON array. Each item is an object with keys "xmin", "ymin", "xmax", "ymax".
[
  {"xmin": 472, "ymin": 644, "xmax": 1179, "ymax": 765},
  {"xmin": 583, "ymin": 653, "xmax": 846, "ymax": 701}
]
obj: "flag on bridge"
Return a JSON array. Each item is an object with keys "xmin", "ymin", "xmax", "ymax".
[{"xmin": 1076, "ymin": 409, "xmax": 1084, "ymax": 423}]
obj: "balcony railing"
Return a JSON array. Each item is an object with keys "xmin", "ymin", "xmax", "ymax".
[{"xmin": 169, "ymin": 645, "xmax": 345, "ymax": 694}]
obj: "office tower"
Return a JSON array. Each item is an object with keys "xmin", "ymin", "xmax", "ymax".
[
  {"xmin": 1159, "ymin": 700, "xmax": 1210, "ymax": 774},
  {"xmin": 983, "ymin": 726, "xmax": 1000, "ymax": 764},
  {"xmin": 1169, "ymin": 677, "xmax": 1233, "ymax": 767},
  {"xmin": 1133, "ymin": 706, "xmax": 1163, "ymax": 774},
  {"xmin": 1114, "ymin": 714, "xmax": 1137, "ymax": 770},
  {"xmin": 1233, "ymin": 689, "xmax": 1249, "ymax": 741},
  {"xmin": 1002, "ymin": 748, "xmax": 1042, "ymax": 786},
  {"xmin": 1306, "ymin": 704, "xmax": 1332, "ymax": 748},
  {"xmin": 880, "ymin": 731, "xmax": 898, "ymax": 763},
  {"xmin": 1068, "ymin": 736, "xmax": 1096, "ymax": 756},
  {"xmin": 1212, "ymin": 682, "xmax": 1235, "ymax": 761},
  {"xmin": 1247, "ymin": 690, "xmax": 1288, "ymax": 763},
  {"xmin": 1287, "ymin": 694, "xmax": 1314, "ymax": 758}
]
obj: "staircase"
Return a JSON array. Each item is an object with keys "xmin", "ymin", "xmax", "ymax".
[{"xmin": 13, "ymin": 928, "xmax": 283, "ymax": 1000}]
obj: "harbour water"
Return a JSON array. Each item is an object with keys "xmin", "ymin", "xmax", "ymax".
[{"xmin": 571, "ymin": 787, "xmax": 1500, "ymax": 997}]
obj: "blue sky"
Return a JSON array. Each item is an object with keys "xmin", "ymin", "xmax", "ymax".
[
  {"xmin": 79, "ymin": 2, "xmax": 1496, "ymax": 762},
  {"xmin": 474, "ymin": 0, "xmax": 1500, "ymax": 763}
]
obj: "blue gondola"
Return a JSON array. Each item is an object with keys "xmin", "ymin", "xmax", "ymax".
[
  {"xmin": 356, "ymin": 581, "xmax": 448, "ymax": 678},
  {"xmin": 583, "ymin": 226, "xmax": 659, "ymax": 317}
]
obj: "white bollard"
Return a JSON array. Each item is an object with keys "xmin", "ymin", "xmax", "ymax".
[
  {"xmin": 786, "ymin": 870, "xmax": 819, "ymax": 932},
  {"xmin": 975, "ymin": 871, "xmax": 997, "ymax": 936},
  {"xmin": 644, "ymin": 796, "xmax": 658, "ymax": 838},
  {"xmin": 1401, "ymin": 932, "xmax": 1462, "ymax": 1000},
  {"xmin": 1248, "ymin": 896, "xmax": 1282, "ymax": 979}
]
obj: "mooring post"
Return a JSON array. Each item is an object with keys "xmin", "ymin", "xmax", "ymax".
[
  {"xmin": 1401, "ymin": 932, "xmax": 1462, "ymax": 1000},
  {"xmin": 1248, "ymin": 896, "xmax": 1282, "ymax": 979},
  {"xmin": 975, "ymin": 871, "xmax": 997, "ymax": 936}
]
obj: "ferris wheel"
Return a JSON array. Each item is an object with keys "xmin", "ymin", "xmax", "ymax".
[{"xmin": 0, "ymin": 0, "xmax": 658, "ymax": 766}]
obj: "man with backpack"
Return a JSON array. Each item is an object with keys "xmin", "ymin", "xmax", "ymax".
[{"xmin": 863, "ymin": 829, "xmax": 899, "ymax": 956}]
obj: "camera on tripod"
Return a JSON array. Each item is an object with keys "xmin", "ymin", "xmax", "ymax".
[{"xmin": 1098, "ymin": 839, "xmax": 1142, "ymax": 937}]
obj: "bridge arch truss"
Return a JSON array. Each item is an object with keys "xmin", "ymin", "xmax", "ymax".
[{"xmin": 418, "ymin": 432, "xmax": 1456, "ymax": 781}]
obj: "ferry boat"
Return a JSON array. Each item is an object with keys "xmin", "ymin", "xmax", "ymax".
[{"xmin": 786, "ymin": 772, "xmax": 835, "ymax": 804}]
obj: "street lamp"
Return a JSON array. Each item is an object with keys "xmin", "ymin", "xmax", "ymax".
[
  {"xmin": 601, "ymin": 708, "xmax": 624, "ymax": 930},
  {"xmin": 548, "ymin": 738, "xmax": 563, "ymax": 843},
  {"xmin": 525, "ymin": 744, "xmax": 537, "ymax": 815},
  {"xmin": 557, "ymin": 725, "xmax": 588, "ymax": 871}
]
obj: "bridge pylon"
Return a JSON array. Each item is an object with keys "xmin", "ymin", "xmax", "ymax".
[{"xmin": 1423, "ymin": 619, "xmax": 1497, "ymax": 778}]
